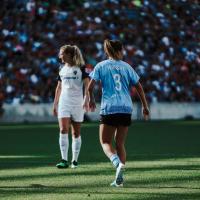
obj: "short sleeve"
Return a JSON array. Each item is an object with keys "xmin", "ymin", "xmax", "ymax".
[
  {"xmin": 129, "ymin": 67, "xmax": 140, "ymax": 86},
  {"xmin": 57, "ymin": 75, "xmax": 62, "ymax": 82},
  {"xmin": 57, "ymin": 64, "xmax": 63, "ymax": 82},
  {"xmin": 89, "ymin": 64, "xmax": 101, "ymax": 81},
  {"xmin": 81, "ymin": 66, "xmax": 89, "ymax": 80}
]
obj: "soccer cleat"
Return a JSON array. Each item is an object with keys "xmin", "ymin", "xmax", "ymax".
[
  {"xmin": 110, "ymin": 163, "xmax": 125, "ymax": 187},
  {"xmin": 110, "ymin": 180, "xmax": 123, "ymax": 187},
  {"xmin": 56, "ymin": 159, "xmax": 69, "ymax": 169},
  {"xmin": 71, "ymin": 160, "xmax": 78, "ymax": 169}
]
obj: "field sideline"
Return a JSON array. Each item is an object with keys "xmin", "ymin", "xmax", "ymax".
[{"xmin": 0, "ymin": 121, "xmax": 200, "ymax": 200}]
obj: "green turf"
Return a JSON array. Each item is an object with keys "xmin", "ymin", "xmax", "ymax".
[{"xmin": 0, "ymin": 121, "xmax": 200, "ymax": 200}]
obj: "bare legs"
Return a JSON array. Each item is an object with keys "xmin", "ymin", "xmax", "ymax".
[
  {"xmin": 99, "ymin": 124, "xmax": 116, "ymax": 158},
  {"xmin": 99, "ymin": 124, "xmax": 128, "ymax": 164},
  {"xmin": 100, "ymin": 124, "xmax": 128, "ymax": 186},
  {"xmin": 71, "ymin": 121, "xmax": 81, "ymax": 138},
  {"xmin": 114, "ymin": 126, "xmax": 128, "ymax": 164},
  {"xmin": 59, "ymin": 118, "xmax": 71, "ymax": 134}
]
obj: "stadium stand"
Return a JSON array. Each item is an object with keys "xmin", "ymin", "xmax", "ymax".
[{"xmin": 0, "ymin": 0, "xmax": 200, "ymax": 106}]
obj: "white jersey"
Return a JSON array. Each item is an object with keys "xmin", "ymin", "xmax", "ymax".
[{"xmin": 58, "ymin": 64, "xmax": 88, "ymax": 106}]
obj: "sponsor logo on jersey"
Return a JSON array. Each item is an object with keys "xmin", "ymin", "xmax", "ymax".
[
  {"xmin": 63, "ymin": 76, "xmax": 79, "ymax": 80},
  {"xmin": 73, "ymin": 70, "xmax": 77, "ymax": 75}
]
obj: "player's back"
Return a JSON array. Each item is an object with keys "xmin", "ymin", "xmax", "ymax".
[
  {"xmin": 92, "ymin": 59, "xmax": 139, "ymax": 114},
  {"xmin": 99, "ymin": 59, "xmax": 132, "ymax": 96}
]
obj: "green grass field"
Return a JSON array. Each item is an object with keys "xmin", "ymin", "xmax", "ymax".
[{"xmin": 0, "ymin": 121, "xmax": 200, "ymax": 200}]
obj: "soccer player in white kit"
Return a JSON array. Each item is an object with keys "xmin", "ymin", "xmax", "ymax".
[
  {"xmin": 88, "ymin": 39, "xmax": 149, "ymax": 186},
  {"xmin": 53, "ymin": 45, "xmax": 89, "ymax": 169}
]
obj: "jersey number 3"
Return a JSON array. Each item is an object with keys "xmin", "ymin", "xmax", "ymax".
[{"xmin": 113, "ymin": 74, "xmax": 122, "ymax": 91}]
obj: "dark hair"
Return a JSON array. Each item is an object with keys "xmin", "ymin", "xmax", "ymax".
[{"xmin": 104, "ymin": 39, "xmax": 123, "ymax": 60}]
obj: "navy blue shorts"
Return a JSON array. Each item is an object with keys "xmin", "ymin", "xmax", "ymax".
[{"xmin": 100, "ymin": 113, "xmax": 132, "ymax": 127}]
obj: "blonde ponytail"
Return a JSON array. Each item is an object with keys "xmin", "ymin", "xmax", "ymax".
[
  {"xmin": 59, "ymin": 44, "xmax": 85, "ymax": 67},
  {"xmin": 73, "ymin": 45, "xmax": 85, "ymax": 67}
]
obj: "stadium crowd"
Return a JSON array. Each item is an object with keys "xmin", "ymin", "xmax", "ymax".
[{"xmin": 0, "ymin": 0, "xmax": 200, "ymax": 106}]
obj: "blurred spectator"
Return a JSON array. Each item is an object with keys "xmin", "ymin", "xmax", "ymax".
[{"xmin": 0, "ymin": 0, "xmax": 200, "ymax": 104}]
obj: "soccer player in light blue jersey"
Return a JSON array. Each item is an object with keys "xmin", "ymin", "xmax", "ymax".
[{"xmin": 88, "ymin": 39, "xmax": 149, "ymax": 187}]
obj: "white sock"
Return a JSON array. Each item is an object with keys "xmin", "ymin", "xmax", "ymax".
[
  {"xmin": 110, "ymin": 154, "xmax": 120, "ymax": 168},
  {"xmin": 59, "ymin": 133, "xmax": 69, "ymax": 161},
  {"xmin": 72, "ymin": 136, "xmax": 82, "ymax": 162}
]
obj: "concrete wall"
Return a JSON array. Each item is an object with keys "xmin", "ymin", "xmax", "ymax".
[{"xmin": 1, "ymin": 103, "xmax": 200, "ymax": 123}]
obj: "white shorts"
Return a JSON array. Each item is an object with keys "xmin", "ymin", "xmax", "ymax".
[{"xmin": 58, "ymin": 105, "xmax": 84, "ymax": 122}]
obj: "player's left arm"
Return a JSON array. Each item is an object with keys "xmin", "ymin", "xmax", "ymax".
[
  {"xmin": 83, "ymin": 77, "xmax": 90, "ymax": 112},
  {"xmin": 86, "ymin": 64, "xmax": 101, "ymax": 111},
  {"xmin": 135, "ymin": 82, "xmax": 150, "ymax": 120},
  {"xmin": 87, "ymin": 79, "xmax": 96, "ymax": 112}
]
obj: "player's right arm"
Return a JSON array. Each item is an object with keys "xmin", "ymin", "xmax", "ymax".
[{"xmin": 53, "ymin": 81, "xmax": 61, "ymax": 116}]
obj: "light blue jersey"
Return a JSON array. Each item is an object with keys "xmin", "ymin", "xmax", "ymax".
[{"xmin": 90, "ymin": 59, "xmax": 140, "ymax": 115}]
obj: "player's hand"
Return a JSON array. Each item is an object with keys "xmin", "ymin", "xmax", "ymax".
[
  {"xmin": 53, "ymin": 105, "xmax": 58, "ymax": 116},
  {"xmin": 143, "ymin": 107, "xmax": 150, "ymax": 120},
  {"xmin": 83, "ymin": 96, "xmax": 90, "ymax": 112},
  {"xmin": 83, "ymin": 103, "xmax": 90, "ymax": 112},
  {"xmin": 89, "ymin": 100, "xmax": 96, "ymax": 112}
]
